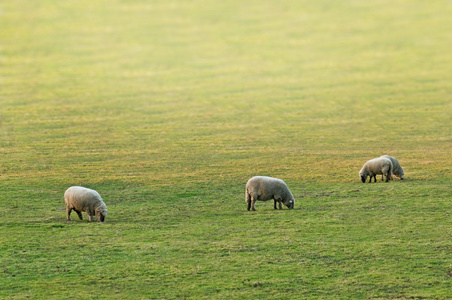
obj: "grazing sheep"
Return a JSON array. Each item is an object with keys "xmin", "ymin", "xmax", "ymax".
[
  {"xmin": 64, "ymin": 186, "xmax": 108, "ymax": 222},
  {"xmin": 245, "ymin": 176, "xmax": 295, "ymax": 211},
  {"xmin": 380, "ymin": 155, "xmax": 405, "ymax": 180},
  {"xmin": 359, "ymin": 157, "xmax": 393, "ymax": 183}
]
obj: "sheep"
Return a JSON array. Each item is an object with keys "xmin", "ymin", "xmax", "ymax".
[
  {"xmin": 245, "ymin": 176, "xmax": 295, "ymax": 211},
  {"xmin": 380, "ymin": 155, "xmax": 405, "ymax": 180},
  {"xmin": 64, "ymin": 186, "xmax": 108, "ymax": 222},
  {"xmin": 359, "ymin": 157, "xmax": 393, "ymax": 183}
]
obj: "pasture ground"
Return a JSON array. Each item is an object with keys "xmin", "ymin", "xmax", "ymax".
[{"xmin": 1, "ymin": 1, "xmax": 451, "ymax": 298}]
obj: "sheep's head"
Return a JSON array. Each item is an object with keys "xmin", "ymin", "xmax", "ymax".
[
  {"xmin": 284, "ymin": 199, "xmax": 295, "ymax": 209},
  {"xmin": 359, "ymin": 170, "xmax": 366, "ymax": 183},
  {"xmin": 360, "ymin": 175, "xmax": 366, "ymax": 183},
  {"xmin": 95, "ymin": 206, "xmax": 108, "ymax": 223}
]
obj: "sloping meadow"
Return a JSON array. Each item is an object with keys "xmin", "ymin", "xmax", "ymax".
[{"xmin": 1, "ymin": 0, "xmax": 451, "ymax": 298}]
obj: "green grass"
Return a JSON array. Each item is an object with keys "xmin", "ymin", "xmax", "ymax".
[{"xmin": 1, "ymin": 0, "xmax": 451, "ymax": 298}]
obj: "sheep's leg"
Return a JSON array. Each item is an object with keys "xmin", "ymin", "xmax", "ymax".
[
  {"xmin": 66, "ymin": 207, "xmax": 72, "ymax": 221},
  {"xmin": 250, "ymin": 194, "xmax": 257, "ymax": 211},
  {"xmin": 273, "ymin": 197, "xmax": 283, "ymax": 209},
  {"xmin": 385, "ymin": 171, "xmax": 390, "ymax": 182},
  {"xmin": 246, "ymin": 192, "xmax": 252, "ymax": 211},
  {"xmin": 88, "ymin": 214, "xmax": 94, "ymax": 222},
  {"xmin": 275, "ymin": 198, "xmax": 283, "ymax": 210},
  {"xmin": 246, "ymin": 191, "xmax": 251, "ymax": 211},
  {"xmin": 75, "ymin": 210, "xmax": 83, "ymax": 220}
]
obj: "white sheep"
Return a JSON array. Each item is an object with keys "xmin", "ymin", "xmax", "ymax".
[
  {"xmin": 64, "ymin": 186, "xmax": 108, "ymax": 222},
  {"xmin": 245, "ymin": 176, "xmax": 295, "ymax": 211},
  {"xmin": 359, "ymin": 157, "xmax": 393, "ymax": 183},
  {"xmin": 380, "ymin": 155, "xmax": 405, "ymax": 180}
]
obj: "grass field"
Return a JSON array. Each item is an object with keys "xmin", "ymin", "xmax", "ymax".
[{"xmin": 1, "ymin": 0, "xmax": 451, "ymax": 299}]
